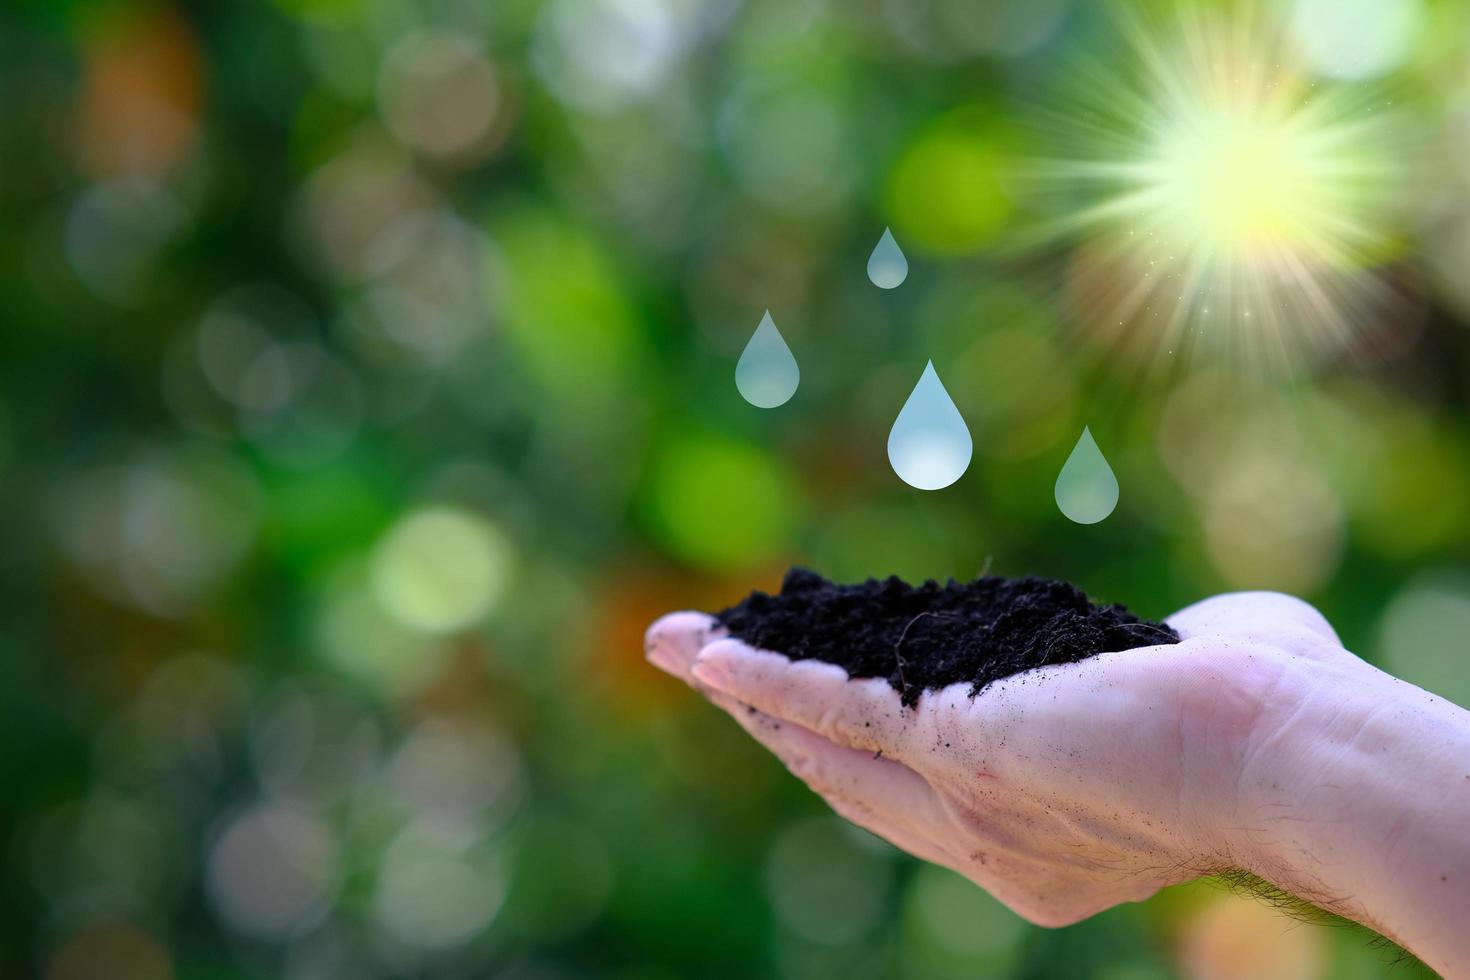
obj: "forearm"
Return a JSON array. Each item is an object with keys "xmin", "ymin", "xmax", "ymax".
[{"xmin": 1234, "ymin": 663, "xmax": 1470, "ymax": 976}]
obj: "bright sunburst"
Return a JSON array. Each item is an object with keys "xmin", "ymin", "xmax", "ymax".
[{"xmin": 1028, "ymin": 2, "xmax": 1414, "ymax": 375}]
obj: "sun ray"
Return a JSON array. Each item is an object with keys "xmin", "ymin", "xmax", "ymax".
[{"xmin": 1021, "ymin": 0, "xmax": 1415, "ymax": 376}]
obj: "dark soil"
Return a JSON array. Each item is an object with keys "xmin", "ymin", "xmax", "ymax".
[{"xmin": 714, "ymin": 568, "xmax": 1179, "ymax": 706}]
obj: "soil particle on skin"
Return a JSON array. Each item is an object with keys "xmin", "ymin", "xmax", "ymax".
[{"xmin": 714, "ymin": 567, "xmax": 1180, "ymax": 707}]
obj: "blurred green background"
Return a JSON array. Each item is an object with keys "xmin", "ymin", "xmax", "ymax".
[{"xmin": 2, "ymin": 0, "xmax": 1466, "ymax": 976}]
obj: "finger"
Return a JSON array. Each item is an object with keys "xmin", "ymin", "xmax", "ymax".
[
  {"xmin": 645, "ymin": 611, "xmax": 722, "ymax": 685},
  {"xmin": 734, "ymin": 711, "xmax": 932, "ymax": 816},
  {"xmin": 727, "ymin": 708, "xmax": 957, "ymax": 865},
  {"xmin": 652, "ymin": 620, "xmax": 961, "ymax": 870},
  {"xmin": 1167, "ymin": 591, "xmax": 1341, "ymax": 652},
  {"xmin": 690, "ymin": 638, "xmax": 925, "ymax": 764},
  {"xmin": 651, "ymin": 618, "xmax": 935, "ymax": 808}
]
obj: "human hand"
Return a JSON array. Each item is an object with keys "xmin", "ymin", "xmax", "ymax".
[{"xmin": 647, "ymin": 592, "xmax": 1470, "ymax": 974}]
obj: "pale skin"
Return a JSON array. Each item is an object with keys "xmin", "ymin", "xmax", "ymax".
[{"xmin": 646, "ymin": 592, "xmax": 1470, "ymax": 978}]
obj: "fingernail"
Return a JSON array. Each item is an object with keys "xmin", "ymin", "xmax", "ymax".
[
  {"xmin": 646, "ymin": 644, "xmax": 682, "ymax": 675},
  {"xmin": 690, "ymin": 656, "xmax": 733, "ymax": 692}
]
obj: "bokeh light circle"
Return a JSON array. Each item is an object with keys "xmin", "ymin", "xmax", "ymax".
[
  {"xmin": 205, "ymin": 802, "xmax": 338, "ymax": 940},
  {"xmin": 378, "ymin": 32, "xmax": 503, "ymax": 160},
  {"xmin": 371, "ymin": 507, "xmax": 512, "ymax": 634}
]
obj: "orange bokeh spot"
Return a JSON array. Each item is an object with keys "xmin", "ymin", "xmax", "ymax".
[{"xmin": 77, "ymin": 10, "xmax": 202, "ymax": 177}]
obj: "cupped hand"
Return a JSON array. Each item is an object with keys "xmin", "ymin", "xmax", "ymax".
[{"xmin": 645, "ymin": 592, "xmax": 1350, "ymax": 928}]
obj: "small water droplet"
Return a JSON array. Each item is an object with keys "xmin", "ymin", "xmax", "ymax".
[
  {"xmin": 888, "ymin": 361, "xmax": 971, "ymax": 490},
  {"xmin": 735, "ymin": 310, "xmax": 799, "ymax": 408},
  {"xmin": 867, "ymin": 227, "xmax": 908, "ymax": 289},
  {"xmin": 1055, "ymin": 426, "xmax": 1119, "ymax": 524}
]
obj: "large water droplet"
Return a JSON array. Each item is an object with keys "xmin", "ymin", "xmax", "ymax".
[
  {"xmin": 867, "ymin": 227, "xmax": 908, "ymax": 289},
  {"xmin": 1055, "ymin": 426, "xmax": 1119, "ymax": 524},
  {"xmin": 735, "ymin": 310, "xmax": 799, "ymax": 408},
  {"xmin": 888, "ymin": 361, "xmax": 972, "ymax": 490}
]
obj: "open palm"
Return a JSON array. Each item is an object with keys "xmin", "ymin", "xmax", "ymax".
[{"xmin": 647, "ymin": 591, "xmax": 1353, "ymax": 927}]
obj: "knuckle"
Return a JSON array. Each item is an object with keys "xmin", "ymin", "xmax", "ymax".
[
  {"xmin": 949, "ymin": 873, "xmax": 1089, "ymax": 929},
  {"xmin": 815, "ymin": 702, "xmax": 850, "ymax": 745},
  {"xmin": 782, "ymin": 748, "xmax": 820, "ymax": 785},
  {"xmin": 827, "ymin": 797, "xmax": 880, "ymax": 827},
  {"xmin": 1003, "ymin": 884, "xmax": 1098, "ymax": 928},
  {"xmin": 1016, "ymin": 904, "xmax": 1088, "ymax": 929},
  {"xmin": 798, "ymin": 758, "xmax": 843, "ymax": 799}
]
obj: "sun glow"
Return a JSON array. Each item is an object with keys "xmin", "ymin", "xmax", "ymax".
[
  {"xmin": 1153, "ymin": 110, "xmax": 1318, "ymax": 251},
  {"xmin": 1030, "ymin": 3, "xmax": 1413, "ymax": 375}
]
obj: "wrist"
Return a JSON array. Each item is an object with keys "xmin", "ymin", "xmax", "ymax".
[
  {"xmin": 1226, "ymin": 657, "xmax": 1470, "ymax": 972},
  {"xmin": 1224, "ymin": 657, "xmax": 1393, "ymax": 900},
  {"xmin": 1166, "ymin": 641, "xmax": 1335, "ymax": 871}
]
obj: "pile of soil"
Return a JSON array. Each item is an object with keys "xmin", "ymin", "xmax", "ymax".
[{"xmin": 714, "ymin": 567, "xmax": 1179, "ymax": 706}]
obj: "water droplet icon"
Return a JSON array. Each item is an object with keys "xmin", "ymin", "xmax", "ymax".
[
  {"xmin": 888, "ymin": 361, "xmax": 972, "ymax": 490},
  {"xmin": 735, "ymin": 310, "xmax": 799, "ymax": 408},
  {"xmin": 867, "ymin": 227, "xmax": 908, "ymax": 289},
  {"xmin": 1054, "ymin": 426, "xmax": 1119, "ymax": 524}
]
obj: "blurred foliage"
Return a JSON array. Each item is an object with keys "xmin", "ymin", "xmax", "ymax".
[{"xmin": 0, "ymin": 0, "xmax": 1465, "ymax": 977}]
